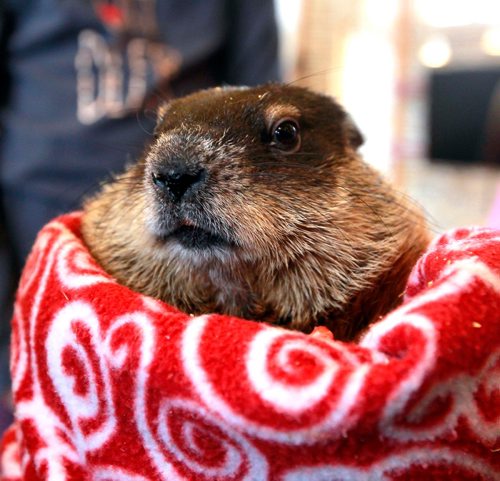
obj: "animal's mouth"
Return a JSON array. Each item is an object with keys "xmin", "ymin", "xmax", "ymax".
[{"xmin": 167, "ymin": 225, "xmax": 233, "ymax": 250}]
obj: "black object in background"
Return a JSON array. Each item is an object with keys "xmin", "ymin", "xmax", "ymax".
[{"xmin": 428, "ymin": 67, "xmax": 500, "ymax": 164}]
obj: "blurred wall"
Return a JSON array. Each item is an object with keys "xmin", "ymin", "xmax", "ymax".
[
  {"xmin": 274, "ymin": 0, "xmax": 500, "ymax": 174},
  {"xmin": 275, "ymin": 0, "xmax": 406, "ymax": 177}
]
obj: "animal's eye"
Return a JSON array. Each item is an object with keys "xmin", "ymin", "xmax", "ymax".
[{"xmin": 270, "ymin": 119, "xmax": 301, "ymax": 152}]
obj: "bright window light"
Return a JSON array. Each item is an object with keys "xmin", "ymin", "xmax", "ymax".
[
  {"xmin": 415, "ymin": 0, "xmax": 500, "ymax": 27},
  {"xmin": 418, "ymin": 36, "xmax": 452, "ymax": 69},
  {"xmin": 481, "ymin": 27, "xmax": 500, "ymax": 56}
]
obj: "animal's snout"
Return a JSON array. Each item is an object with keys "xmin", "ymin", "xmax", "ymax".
[{"xmin": 152, "ymin": 162, "xmax": 207, "ymax": 202}]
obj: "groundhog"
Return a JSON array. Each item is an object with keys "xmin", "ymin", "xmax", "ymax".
[{"xmin": 82, "ymin": 85, "xmax": 429, "ymax": 340}]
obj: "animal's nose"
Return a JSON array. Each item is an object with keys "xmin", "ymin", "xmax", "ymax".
[{"xmin": 152, "ymin": 164, "xmax": 206, "ymax": 202}]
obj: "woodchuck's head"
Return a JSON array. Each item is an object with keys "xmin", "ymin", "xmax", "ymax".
[
  {"xmin": 143, "ymin": 85, "xmax": 364, "ymax": 254},
  {"xmin": 82, "ymin": 85, "xmax": 429, "ymax": 339}
]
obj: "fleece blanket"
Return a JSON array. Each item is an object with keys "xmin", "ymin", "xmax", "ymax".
[{"xmin": 0, "ymin": 213, "xmax": 499, "ymax": 481}]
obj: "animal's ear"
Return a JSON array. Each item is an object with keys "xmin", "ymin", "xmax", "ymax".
[
  {"xmin": 344, "ymin": 115, "xmax": 364, "ymax": 150},
  {"xmin": 156, "ymin": 101, "xmax": 171, "ymax": 125}
]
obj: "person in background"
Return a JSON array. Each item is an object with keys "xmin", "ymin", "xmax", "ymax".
[{"xmin": 0, "ymin": 0, "xmax": 281, "ymax": 431}]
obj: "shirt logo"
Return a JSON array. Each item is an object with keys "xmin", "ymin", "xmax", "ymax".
[{"xmin": 75, "ymin": 0, "xmax": 181, "ymax": 125}]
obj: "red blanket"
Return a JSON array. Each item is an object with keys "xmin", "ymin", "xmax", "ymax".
[{"xmin": 1, "ymin": 213, "xmax": 499, "ymax": 481}]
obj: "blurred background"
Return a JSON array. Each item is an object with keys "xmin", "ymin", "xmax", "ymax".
[{"xmin": 274, "ymin": 0, "xmax": 500, "ymax": 232}]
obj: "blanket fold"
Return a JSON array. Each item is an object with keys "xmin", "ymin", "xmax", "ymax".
[{"xmin": 1, "ymin": 213, "xmax": 499, "ymax": 481}]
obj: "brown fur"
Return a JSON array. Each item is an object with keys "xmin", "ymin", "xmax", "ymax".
[{"xmin": 82, "ymin": 85, "xmax": 430, "ymax": 340}]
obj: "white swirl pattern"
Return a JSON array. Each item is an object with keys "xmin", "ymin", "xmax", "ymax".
[
  {"xmin": 10, "ymin": 304, "xmax": 27, "ymax": 394},
  {"xmin": 157, "ymin": 398, "xmax": 268, "ymax": 480},
  {"xmin": 92, "ymin": 466, "xmax": 152, "ymax": 481},
  {"xmin": 361, "ymin": 313, "xmax": 438, "ymax": 438},
  {"xmin": 362, "ymin": 255, "xmax": 500, "ymax": 444},
  {"xmin": 183, "ymin": 316, "xmax": 370, "ymax": 444},
  {"xmin": 103, "ymin": 312, "xmax": 268, "ymax": 480},
  {"xmin": 391, "ymin": 350, "xmax": 500, "ymax": 444},
  {"xmin": 57, "ymin": 241, "xmax": 113, "ymax": 289},
  {"xmin": 282, "ymin": 447, "xmax": 499, "ymax": 481},
  {"xmin": 1, "ymin": 431, "xmax": 22, "ymax": 479},
  {"xmin": 246, "ymin": 331, "xmax": 339, "ymax": 413},
  {"xmin": 19, "ymin": 230, "xmax": 81, "ymax": 479},
  {"xmin": 46, "ymin": 301, "xmax": 117, "ymax": 453}
]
